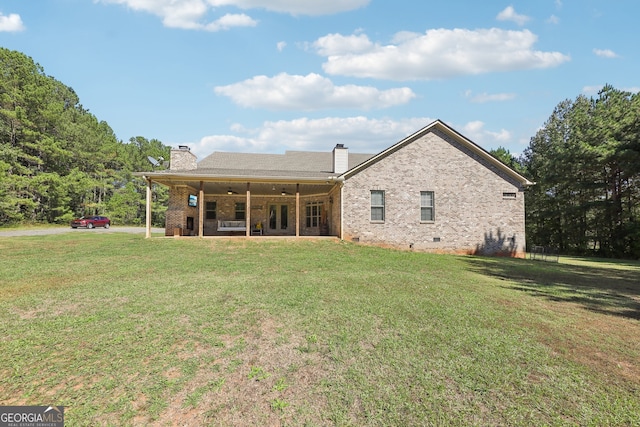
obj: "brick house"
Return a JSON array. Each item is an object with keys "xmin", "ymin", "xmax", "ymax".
[{"xmin": 138, "ymin": 120, "xmax": 533, "ymax": 256}]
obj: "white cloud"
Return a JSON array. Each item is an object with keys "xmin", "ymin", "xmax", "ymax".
[
  {"xmin": 193, "ymin": 116, "xmax": 433, "ymax": 155},
  {"xmin": 546, "ymin": 14, "xmax": 560, "ymax": 24},
  {"xmin": 277, "ymin": 41, "xmax": 287, "ymax": 51},
  {"xmin": 99, "ymin": 0, "xmax": 368, "ymax": 30},
  {"xmin": 487, "ymin": 128, "xmax": 511, "ymax": 142},
  {"xmin": 313, "ymin": 33, "xmax": 374, "ymax": 56},
  {"xmin": 209, "ymin": 0, "xmax": 370, "ymax": 16},
  {"xmin": 315, "ymin": 29, "xmax": 570, "ymax": 81},
  {"xmin": 187, "ymin": 116, "xmax": 508, "ymax": 158},
  {"xmin": 496, "ymin": 6, "xmax": 530, "ymax": 26},
  {"xmin": 100, "ymin": 0, "xmax": 257, "ymax": 30},
  {"xmin": 593, "ymin": 48, "xmax": 619, "ymax": 58},
  {"xmin": 214, "ymin": 73, "xmax": 416, "ymax": 110},
  {"xmin": 463, "ymin": 121, "xmax": 511, "ymax": 144},
  {"xmin": 204, "ymin": 13, "xmax": 257, "ymax": 31},
  {"xmin": 582, "ymin": 85, "xmax": 602, "ymax": 96},
  {"xmin": 0, "ymin": 12, "xmax": 25, "ymax": 32},
  {"xmin": 465, "ymin": 90, "xmax": 516, "ymax": 103}
]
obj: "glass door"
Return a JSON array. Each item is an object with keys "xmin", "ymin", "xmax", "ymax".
[{"xmin": 268, "ymin": 204, "xmax": 289, "ymax": 232}]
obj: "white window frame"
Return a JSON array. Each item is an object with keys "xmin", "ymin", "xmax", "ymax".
[
  {"xmin": 370, "ymin": 190, "xmax": 385, "ymax": 222},
  {"xmin": 306, "ymin": 201, "xmax": 323, "ymax": 228},
  {"xmin": 420, "ymin": 191, "xmax": 435, "ymax": 222}
]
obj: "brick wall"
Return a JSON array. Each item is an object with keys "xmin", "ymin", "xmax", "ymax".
[
  {"xmin": 167, "ymin": 194, "xmax": 335, "ymax": 236},
  {"xmin": 341, "ymin": 129, "xmax": 527, "ymax": 257},
  {"xmin": 165, "ymin": 185, "xmax": 199, "ymax": 236}
]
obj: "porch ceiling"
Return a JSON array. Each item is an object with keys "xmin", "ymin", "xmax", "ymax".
[{"xmin": 154, "ymin": 179, "xmax": 337, "ymax": 197}]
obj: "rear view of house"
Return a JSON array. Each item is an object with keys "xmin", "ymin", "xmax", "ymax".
[{"xmin": 137, "ymin": 120, "xmax": 533, "ymax": 256}]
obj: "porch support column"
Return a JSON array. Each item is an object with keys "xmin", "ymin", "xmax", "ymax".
[
  {"xmin": 295, "ymin": 183, "xmax": 300, "ymax": 237},
  {"xmin": 198, "ymin": 181, "xmax": 204, "ymax": 237},
  {"xmin": 246, "ymin": 182, "xmax": 251, "ymax": 237},
  {"xmin": 145, "ymin": 178, "xmax": 152, "ymax": 239}
]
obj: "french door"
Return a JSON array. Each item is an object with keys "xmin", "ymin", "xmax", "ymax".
[{"xmin": 268, "ymin": 204, "xmax": 289, "ymax": 232}]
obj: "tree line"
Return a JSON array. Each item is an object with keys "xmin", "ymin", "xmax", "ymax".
[
  {"xmin": 493, "ymin": 85, "xmax": 639, "ymax": 259},
  {"xmin": 0, "ymin": 48, "xmax": 170, "ymax": 226}
]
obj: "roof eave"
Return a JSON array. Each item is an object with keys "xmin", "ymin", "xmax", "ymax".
[{"xmin": 133, "ymin": 171, "xmax": 340, "ymax": 184}]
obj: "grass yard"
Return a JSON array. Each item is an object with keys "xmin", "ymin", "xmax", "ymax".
[{"xmin": 0, "ymin": 233, "xmax": 639, "ymax": 426}]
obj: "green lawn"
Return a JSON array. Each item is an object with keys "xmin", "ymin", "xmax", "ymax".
[{"xmin": 1, "ymin": 234, "xmax": 639, "ymax": 426}]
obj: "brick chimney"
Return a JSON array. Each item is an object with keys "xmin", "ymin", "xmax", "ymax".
[
  {"xmin": 170, "ymin": 145, "xmax": 197, "ymax": 171},
  {"xmin": 332, "ymin": 144, "xmax": 349, "ymax": 174}
]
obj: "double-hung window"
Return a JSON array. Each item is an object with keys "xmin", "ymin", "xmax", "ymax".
[
  {"xmin": 306, "ymin": 202, "xmax": 323, "ymax": 227},
  {"xmin": 370, "ymin": 190, "xmax": 385, "ymax": 222},
  {"xmin": 235, "ymin": 202, "xmax": 246, "ymax": 220},
  {"xmin": 205, "ymin": 201, "xmax": 217, "ymax": 220},
  {"xmin": 420, "ymin": 191, "xmax": 435, "ymax": 222}
]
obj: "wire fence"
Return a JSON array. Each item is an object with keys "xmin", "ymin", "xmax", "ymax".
[{"xmin": 529, "ymin": 245, "xmax": 560, "ymax": 262}]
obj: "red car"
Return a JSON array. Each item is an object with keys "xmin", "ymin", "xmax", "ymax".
[{"xmin": 70, "ymin": 216, "xmax": 111, "ymax": 229}]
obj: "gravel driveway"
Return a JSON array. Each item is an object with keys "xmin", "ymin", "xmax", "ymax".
[{"xmin": 0, "ymin": 227, "xmax": 165, "ymax": 237}]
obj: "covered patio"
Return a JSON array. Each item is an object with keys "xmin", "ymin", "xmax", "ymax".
[{"xmin": 140, "ymin": 174, "xmax": 343, "ymax": 239}]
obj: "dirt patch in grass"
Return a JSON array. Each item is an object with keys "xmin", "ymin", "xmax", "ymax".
[
  {"xmin": 1, "ymin": 276, "xmax": 79, "ymax": 302},
  {"xmin": 11, "ymin": 301, "xmax": 85, "ymax": 320},
  {"xmin": 147, "ymin": 311, "xmax": 331, "ymax": 426}
]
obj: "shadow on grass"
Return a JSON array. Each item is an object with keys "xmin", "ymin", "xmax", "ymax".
[{"xmin": 463, "ymin": 256, "xmax": 640, "ymax": 320}]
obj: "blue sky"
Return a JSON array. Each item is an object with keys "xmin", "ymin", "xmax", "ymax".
[{"xmin": 1, "ymin": 0, "xmax": 637, "ymax": 159}]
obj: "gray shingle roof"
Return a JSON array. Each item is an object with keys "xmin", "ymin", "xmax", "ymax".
[{"xmin": 196, "ymin": 150, "xmax": 374, "ymax": 177}]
